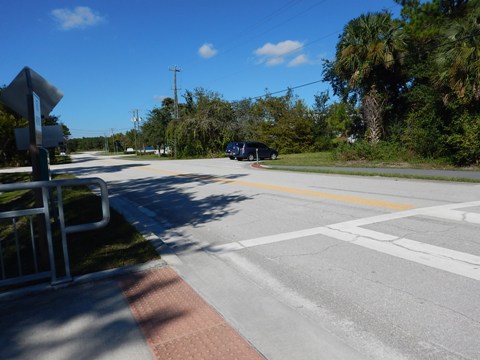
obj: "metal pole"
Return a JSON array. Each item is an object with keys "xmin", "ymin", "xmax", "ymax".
[
  {"xmin": 26, "ymin": 68, "xmax": 49, "ymax": 269},
  {"xmin": 169, "ymin": 66, "xmax": 181, "ymax": 120}
]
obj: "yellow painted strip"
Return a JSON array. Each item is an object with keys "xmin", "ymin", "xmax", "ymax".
[
  {"xmin": 135, "ymin": 165, "xmax": 414, "ymax": 211},
  {"xmin": 214, "ymin": 178, "xmax": 413, "ymax": 211}
]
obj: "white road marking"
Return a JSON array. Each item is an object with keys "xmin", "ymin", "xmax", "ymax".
[
  {"xmin": 426, "ymin": 209, "xmax": 480, "ymax": 224},
  {"xmin": 332, "ymin": 200, "xmax": 480, "ymax": 228},
  {"xmin": 214, "ymin": 201, "xmax": 480, "ymax": 281},
  {"xmin": 116, "ymin": 192, "xmax": 480, "ymax": 281},
  {"xmin": 324, "ymin": 228, "xmax": 480, "ymax": 281}
]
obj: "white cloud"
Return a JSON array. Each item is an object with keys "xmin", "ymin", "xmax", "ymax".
[
  {"xmin": 198, "ymin": 43, "xmax": 218, "ymax": 59},
  {"xmin": 267, "ymin": 57, "xmax": 285, "ymax": 66},
  {"xmin": 255, "ymin": 40, "xmax": 303, "ymax": 56},
  {"xmin": 254, "ymin": 40, "xmax": 304, "ymax": 66},
  {"xmin": 288, "ymin": 54, "xmax": 309, "ymax": 67},
  {"xmin": 52, "ymin": 6, "xmax": 105, "ymax": 30}
]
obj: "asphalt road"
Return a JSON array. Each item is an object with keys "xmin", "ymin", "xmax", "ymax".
[{"xmin": 53, "ymin": 154, "xmax": 480, "ymax": 360}]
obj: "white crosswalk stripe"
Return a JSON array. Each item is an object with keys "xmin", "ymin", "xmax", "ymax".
[{"xmin": 209, "ymin": 201, "xmax": 480, "ymax": 281}]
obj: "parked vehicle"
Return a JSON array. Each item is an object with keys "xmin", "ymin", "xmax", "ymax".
[
  {"xmin": 225, "ymin": 142, "xmax": 241, "ymax": 160},
  {"xmin": 225, "ymin": 141, "xmax": 278, "ymax": 161}
]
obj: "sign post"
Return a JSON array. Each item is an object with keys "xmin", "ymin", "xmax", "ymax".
[
  {"xmin": 28, "ymin": 91, "xmax": 45, "ymax": 181},
  {"xmin": 0, "ymin": 67, "xmax": 63, "ymax": 180},
  {"xmin": 0, "ymin": 67, "xmax": 63, "ymax": 268}
]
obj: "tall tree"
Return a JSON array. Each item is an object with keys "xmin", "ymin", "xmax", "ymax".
[
  {"xmin": 323, "ymin": 11, "xmax": 407, "ymax": 143},
  {"xmin": 166, "ymin": 88, "xmax": 236, "ymax": 157},
  {"xmin": 252, "ymin": 90, "xmax": 314, "ymax": 153},
  {"xmin": 396, "ymin": 0, "xmax": 479, "ymax": 164},
  {"xmin": 141, "ymin": 97, "xmax": 174, "ymax": 152},
  {"xmin": 434, "ymin": 1, "xmax": 480, "ymax": 104},
  {"xmin": 326, "ymin": 101, "xmax": 354, "ymax": 143},
  {"xmin": 311, "ymin": 91, "xmax": 333, "ymax": 150},
  {"xmin": 232, "ymin": 98, "xmax": 258, "ymax": 141}
]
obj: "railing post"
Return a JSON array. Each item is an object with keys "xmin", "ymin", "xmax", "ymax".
[
  {"xmin": 0, "ymin": 178, "xmax": 110, "ymax": 288},
  {"xmin": 12, "ymin": 218, "xmax": 22, "ymax": 276},
  {"xmin": 29, "ymin": 216, "xmax": 39, "ymax": 273},
  {"xmin": 56, "ymin": 185, "xmax": 72, "ymax": 281},
  {"xmin": 41, "ymin": 186, "xmax": 57, "ymax": 284}
]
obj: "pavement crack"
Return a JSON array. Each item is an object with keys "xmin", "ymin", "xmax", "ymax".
[{"xmin": 391, "ymin": 241, "xmax": 480, "ymax": 266}]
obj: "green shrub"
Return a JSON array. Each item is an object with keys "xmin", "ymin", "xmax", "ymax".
[
  {"xmin": 333, "ymin": 141, "xmax": 412, "ymax": 163},
  {"xmin": 443, "ymin": 112, "xmax": 480, "ymax": 166}
]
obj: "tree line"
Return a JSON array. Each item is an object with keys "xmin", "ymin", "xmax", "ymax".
[
  {"xmin": 0, "ymin": 105, "xmax": 70, "ymax": 167},
  {"xmin": 137, "ymin": 0, "xmax": 480, "ymax": 165},
  {"xmin": 1, "ymin": 0, "xmax": 479, "ymax": 167}
]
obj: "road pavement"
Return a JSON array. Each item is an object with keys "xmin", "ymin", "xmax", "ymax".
[{"xmin": 3, "ymin": 153, "xmax": 480, "ymax": 359}]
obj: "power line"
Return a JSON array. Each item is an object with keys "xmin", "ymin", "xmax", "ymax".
[
  {"xmin": 242, "ymin": 0, "xmax": 328, "ymax": 49},
  {"xmin": 217, "ymin": 0, "xmax": 322, "ymax": 58},
  {"xmin": 254, "ymin": 27, "xmax": 480, "ymax": 102},
  {"xmin": 180, "ymin": 0, "xmax": 308, "ymax": 70},
  {"xmin": 205, "ymin": 2, "xmax": 405, "ymax": 90},
  {"xmin": 71, "ymin": 24, "xmax": 480, "ymax": 137},
  {"xmin": 229, "ymin": 31, "xmax": 480, "ymax": 102},
  {"xmin": 240, "ymin": 0, "xmax": 305, "ymax": 35},
  {"xmin": 208, "ymin": 2, "xmax": 334, "ymax": 84},
  {"xmin": 249, "ymin": 79, "xmax": 324, "ymax": 100}
]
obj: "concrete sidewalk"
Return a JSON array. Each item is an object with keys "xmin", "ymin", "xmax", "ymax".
[{"xmin": 0, "ymin": 264, "xmax": 264, "ymax": 360}]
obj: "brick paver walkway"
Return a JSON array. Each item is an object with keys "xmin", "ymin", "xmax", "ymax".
[{"xmin": 119, "ymin": 267, "xmax": 264, "ymax": 360}]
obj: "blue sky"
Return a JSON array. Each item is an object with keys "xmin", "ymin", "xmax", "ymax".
[{"xmin": 1, "ymin": 0, "xmax": 400, "ymax": 138}]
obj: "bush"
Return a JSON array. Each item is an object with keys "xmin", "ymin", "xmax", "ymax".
[
  {"xmin": 402, "ymin": 107, "xmax": 443, "ymax": 158},
  {"xmin": 333, "ymin": 141, "xmax": 412, "ymax": 163},
  {"xmin": 443, "ymin": 112, "xmax": 480, "ymax": 166}
]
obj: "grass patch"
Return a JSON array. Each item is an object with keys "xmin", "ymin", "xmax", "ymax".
[
  {"xmin": 64, "ymin": 191, "xmax": 159, "ymax": 275},
  {"xmin": 54, "ymin": 155, "xmax": 72, "ymax": 164},
  {"xmin": 0, "ymin": 173, "xmax": 34, "ymax": 208},
  {"xmin": 0, "ymin": 172, "xmax": 160, "ymax": 283},
  {"xmin": 264, "ymin": 147, "xmax": 480, "ymax": 182},
  {"xmin": 271, "ymin": 152, "xmax": 336, "ymax": 166},
  {"xmin": 267, "ymin": 166, "xmax": 480, "ymax": 183},
  {"xmin": 271, "ymin": 147, "xmax": 479, "ymax": 171}
]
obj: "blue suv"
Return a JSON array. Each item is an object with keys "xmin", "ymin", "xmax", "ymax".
[{"xmin": 225, "ymin": 141, "xmax": 278, "ymax": 161}]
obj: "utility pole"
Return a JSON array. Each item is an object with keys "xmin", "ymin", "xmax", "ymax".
[
  {"xmin": 169, "ymin": 65, "xmax": 181, "ymax": 119},
  {"xmin": 104, "ymin": 133, "xmax": 109, "ymax": 152},
  {"xmin": 111, "ymin": 128, "xmax": 116, "ymax": 155},
  {"xmin": 130, "ymin": 109, "xmax": 141, "ymax": 154},
  {"xmin": 169, "ymin": 65, "xmax": 181, "ymax": 159}
]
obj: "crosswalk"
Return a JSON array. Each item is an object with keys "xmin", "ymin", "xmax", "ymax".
[{"xmin": 208, "ymin": 201, "xmax": 480, "ymax": 281}]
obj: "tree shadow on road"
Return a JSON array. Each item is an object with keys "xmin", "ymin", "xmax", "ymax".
[
  {"xmin": 0, "ymin": 160, "xmax": 257, "ymax": 359},
  {"xmin": 95, "ymin": 169, "xmax": 253, "ymax": 257},
  {"xmin": 110, "ymin": 172, "xmax": 250, "ymax": 226},
  {"xmin": 53, "ymin": 162, "xmax": 151, "ymax": 176}
]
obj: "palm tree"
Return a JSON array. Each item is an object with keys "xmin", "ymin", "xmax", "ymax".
[
  {"xmin": 434, "ymin": 4, "xmax": 480, "ymax": 104},
  {"xmin": 326, "ymin": 12, "xmax": 406, "ymax": 143}
]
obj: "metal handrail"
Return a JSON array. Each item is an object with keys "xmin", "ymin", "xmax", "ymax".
[
  {"xmin": 0, "ymin": 178, "xmax": 110, "ymax": 228},
  {"xmin": 0, "ymin": 177, "xmax": 110, "ymax": 287}
]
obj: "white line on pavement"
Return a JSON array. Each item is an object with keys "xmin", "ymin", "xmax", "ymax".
[{"xmin": 220, "ymin": 201, "xmax": 480, "ymax": 281}]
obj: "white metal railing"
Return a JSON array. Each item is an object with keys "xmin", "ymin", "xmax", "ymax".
[{"xmin": 0, "ymin": 178, "xmax": 110, "ymax": 288}]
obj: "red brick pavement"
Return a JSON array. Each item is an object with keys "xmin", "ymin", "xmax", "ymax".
[{"xmin": 119, "ymin": 267, "xmax": 264, "ymax": 360}]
